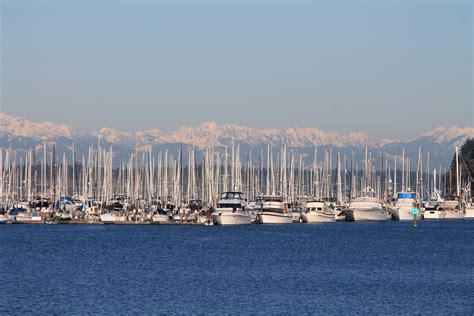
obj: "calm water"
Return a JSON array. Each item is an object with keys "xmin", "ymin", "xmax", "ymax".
[{"xmin": 1, "ymin": 221, "xmax": 473, "ymax": 314}]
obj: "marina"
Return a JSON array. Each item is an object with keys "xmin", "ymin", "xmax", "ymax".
[
  {"xmin": 2, "ymin": 1, "xmax": 472, "ymax": 313},
  {"xmin": 1, "ymin": 141, "xmax": 472, "ymax": 226}
]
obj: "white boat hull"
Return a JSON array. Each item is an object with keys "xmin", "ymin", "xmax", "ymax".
[
  {"xmin": 423, "ymin": 210, "xmax": 446, "ymax": 219},
  {"xmin": 444, "ymin": 210, "xmax": 465, "ymax": 220},
  {"xmin": 464, "ymin": 206, "xmax": 474, "ymax": 219},
  {"xmin": 257, "ymin": 212, "xmax": 293, "ymax": 224},
  {"xmin": 151, "ymin": 214, "xmax": 172, "ymax": 223},
  {"xmin": 173, "ymin": 214, "xmax": 196, "ymax": 222},
  {"xmin": 212, "ymin": 212, "xmax": 252, "ymax": 225},
  {"xmin": 351, "ymin": 209, "xmax": 388, "ymax": 221},
  {"xmin": 15, "ymin": 215, "xmax": 42, "ymax": 223},
  {"xmin": 301, "ymin": 211, "xmax": 335, "ymax": 223},
  {"xmin": 393, "ymin": 207, "xmax": 420, "ymax": 221},
  {"xmin": 100, "ymin": 214, "xmax": 127, "ymax": 224}
]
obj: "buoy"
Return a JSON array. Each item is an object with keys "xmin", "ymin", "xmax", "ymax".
[{"xmin": 412, "ymin": 206, "xmax": 419, "ymax": 228}]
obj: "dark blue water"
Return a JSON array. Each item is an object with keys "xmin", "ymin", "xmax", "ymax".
[{"xmin": 1, "ymin": 221, "xmax": 473, "ymax": 314}]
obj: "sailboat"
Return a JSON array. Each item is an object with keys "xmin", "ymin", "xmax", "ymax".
[
  {"xmin": 442, "ymin": 147, "xmax": 465, "ymax": 220},
  {"xmin": 346, "ymin": 149, "xmax": 388, "ymax": 221},
  {"xmin": 464, "ymin": 183, "xmax": 474, "ymax": 219},
  {"xmin": 423, "ymin": 186, "xmax": 445, "ymax": 219},
  {"xmin": 440, "ymin": 195, "xmax": 465, "ymax": 219},
  {"xmin": 100, "ymin": 195, "xmax": 127, "ymax": 224},
  {"xmin": 465, "ymin": 199, "xmax": 474, "ymax": 219}
]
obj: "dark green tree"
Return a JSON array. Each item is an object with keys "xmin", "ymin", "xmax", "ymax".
[{"xmin": 448, "ymin": 138, "xmax": 474, "ymax": 196}]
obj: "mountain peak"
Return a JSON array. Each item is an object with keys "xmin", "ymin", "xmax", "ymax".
[
  {"xmin": 1, "ymin": 112, "xmax": 473, "ymax": 168},
  {"xmin": 421, "ymin": 126, "xmax": 474, "ymax": 144},
  {"xmin": 1, "ymin": 112, "xmax": 473, "ymax": 152},
  {"xmin": 0, "ymin": 112, "xmax": 75, "ymax": 140}
]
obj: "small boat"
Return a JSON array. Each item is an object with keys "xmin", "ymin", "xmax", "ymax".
[
  {"xmin": 392, "ymin": 192, "xmax": 420, "ymax": 221},
  {"xmin": 423, "ymin": 190, "xmax": 445, "ymax": 219},
  {"xmin": 54, "ymin": 212, "xmax": 73, "ymax": 222},
  {"xmin": 100, "ymin": 212, "xmax": 127, "ymax": 224},
  {"xmin": 255, "ymin": 195, "xmax": 292, "ymax": 224},
  {"xmin": 288, "ymin": 201, "xmax": 302, "ymax": 223},
  {"xmin": 100, "ymin": 196, "xmax": 129, "ymax": 223},
  {"xmin": 246, "ymin": 200, "xmax": 259, "ymax": 222},
  {"xmin": 423, "ymin": 198, "xmax": 440, "ymax": 213},
  {"xmin": 440, "ymin": 195, "xmax": 465, "ymax": 220},
  {"xmin": 301, "ymin": 199, "xmax": 335, "ymax": 223},
  {"xmin": 292, "ymin": 209, "xmax": 302, "ymax": 223},
  {"xmin": 151, "ymin": 212, "xmax": 173, "ymax": 224},
  {"xmin": 9, "ymin": 207, "xmax": 43, "ymax": 223},
  {"xmin": 173, "ymin": 207, "xmax": 195, "ymax": 223},
  {"xmin": 346, "ymin": 188, "xmax": 388, "ymax": 221}
]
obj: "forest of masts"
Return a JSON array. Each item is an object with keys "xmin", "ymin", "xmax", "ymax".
[{"xmin": 0, "ymin": 142, "xmax": 467, "ymax": 210}]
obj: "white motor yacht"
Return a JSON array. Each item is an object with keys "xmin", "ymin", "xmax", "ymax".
[{"xmin": 212, "ymin": 191, "xmax": 251, "ymax": 225}]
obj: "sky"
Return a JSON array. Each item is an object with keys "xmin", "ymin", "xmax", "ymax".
[{"xmin": 0, "ymin": 0, "xmax": 472, "ymax": 140}]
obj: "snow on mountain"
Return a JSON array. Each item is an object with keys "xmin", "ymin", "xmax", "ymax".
[
  {"xmin": 158, "ymin": 122, "xmax": 373, "ymax": 148},
  {"xmin": 419, "ymin": 126, "xmax": 474, "ymax": 146},
  {"xmin": 134, "ymin": 129, "xmax": 162, "ymax": 141},
  {"xmin": 280, "ymin": 128, "xmax": 373, "ymax": 148},
  {"xmin": 0, "ymin": 112, "xmax": 75, "ymax": 140},
  {"xmin": 158, "ymin": 121, "xmax": 276, "ymax": 147},
  {"xmin": 94, "ymin": 127, "xmax": 132, "ymax": 144},
  {"xmin": 1, "ymin": 113, "xmax": 472, "ymax": 168}
]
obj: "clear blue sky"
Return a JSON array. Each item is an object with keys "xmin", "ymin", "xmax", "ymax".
[{"xmin": 1, "ymin": 1, "xmax": 472, "ymax": 139}]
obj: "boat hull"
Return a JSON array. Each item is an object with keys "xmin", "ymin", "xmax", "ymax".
[
  {"xmin": 15, "ymin": 215, "xmax": 42, "ymax": 223},
  {"xmin": 257, "ymin": 212, "xmax": 293, "ymax": 224},
  {"xmin": 464, "ymin": 206, "xmax": 474, "ymax": 219},
  {"xmin": 349, "ymin": 209, "xmax": 388, "ymax": 221},
  {"xmin": 301, "ymin": 211, "xmax": 335, "ymax": 223},
  {"xmin": 100, "ymin": 214, "xmax": 127, "ymax": 224},
  {"xmin": 423, "ymin": 210, "xmax": 446, "ymax": 219},
  {"xmin": 392, "ymin": 207, "xmax": 420, "ymax": 221},
  {"xmin": 151, "ymin": 214, "xmax": 172, "ymax": 224},
  {"xmin": 212, "ymin": 212, "xmax": 252, "ymax": 225},
  {"xmin": 444, "ymin": 210, "xmax": 465, "ymax": 220}
]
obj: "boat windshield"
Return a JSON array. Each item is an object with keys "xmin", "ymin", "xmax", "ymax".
[
  {"xmin": 217, "ymin": 203, "xmax": 242, "ymax": 209},
  {"xmin": 264, "ymin": 196, "xmax": 284, "ymax": 202},
  {"xmin": 221, "ymin": 192, "xmax": 243, "ymax": 200}
]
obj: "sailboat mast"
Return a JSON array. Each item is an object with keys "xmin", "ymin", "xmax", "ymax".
[
  {"xmin": 402, "ymin": 149, "xmax": 405, "ymax": 191},
  {"xmin": 336, "ymin": 153, "xmax": 342, "ymax": 205},
  {"xmin": 456, "ymin": 146, "xmax": 460, "ymax": 196}
]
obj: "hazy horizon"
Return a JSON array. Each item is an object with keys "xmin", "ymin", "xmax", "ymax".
[{"xmin": 1, "ymin": 1, "xmax": 472, "ymax": 138}]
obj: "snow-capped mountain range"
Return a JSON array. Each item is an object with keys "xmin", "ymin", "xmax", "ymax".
[
  {"xmin": 0, "ymin": 113, "xmax": 374, "ymax": 148},
  {"xmin": 1, "ymin": 112, "xmax": 472, "ymax": 168}
]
